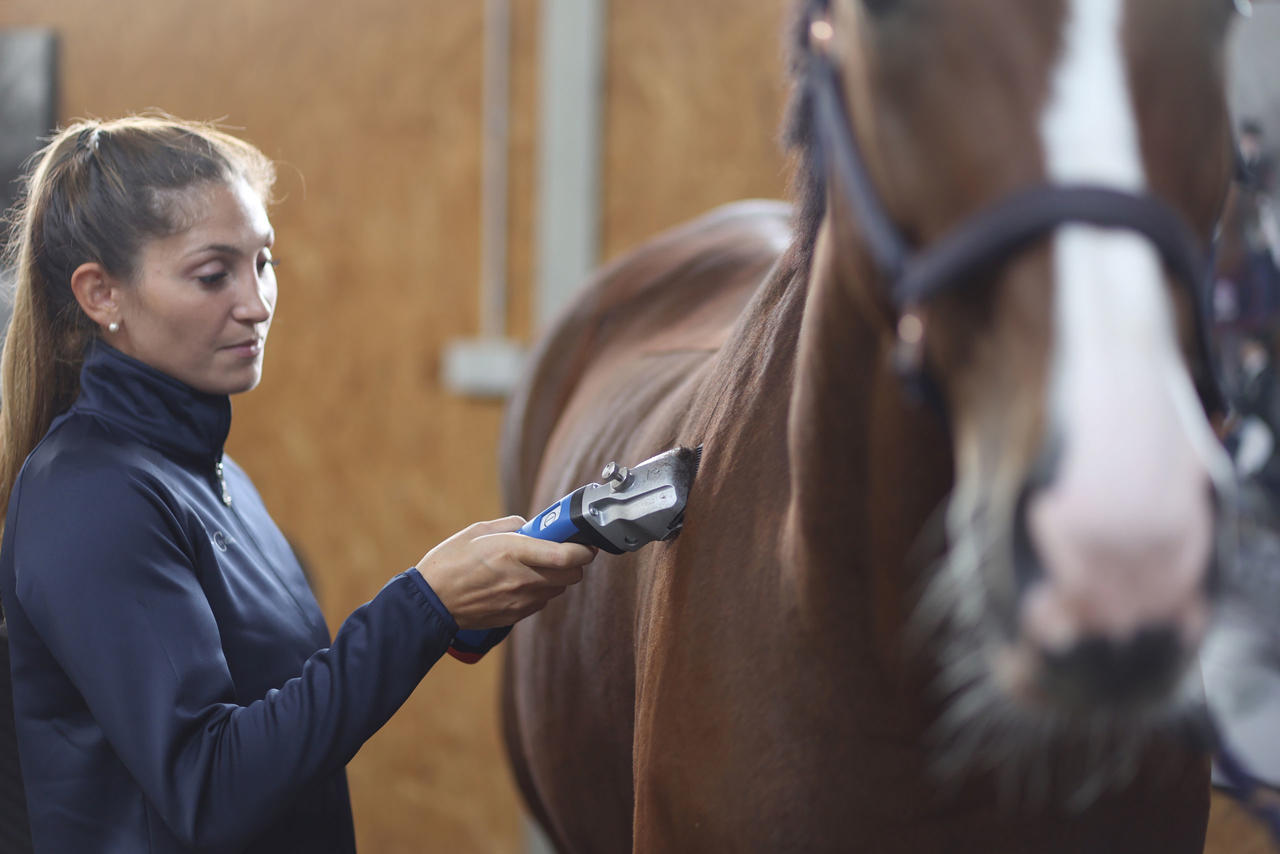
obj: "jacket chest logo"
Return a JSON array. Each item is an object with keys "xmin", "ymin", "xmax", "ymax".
[{"xmin": 211, "ymin": 531, "xmax": 237, "ymax": 552}]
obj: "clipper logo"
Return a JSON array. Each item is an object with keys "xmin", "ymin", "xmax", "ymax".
[
  {"xmin": 539, "ymin": 507, "xmax": 561, "ymax": 530},
  {"xmin": 212, "ymin": 531, "xmax": 237, "ymax": 552}
]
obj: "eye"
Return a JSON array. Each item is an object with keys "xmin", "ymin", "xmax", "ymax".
[
  {"xmin": 197, "ymin": 271, "xmax": 228, "ymax": 286},
  {"xmin": 257, "ymin": 254, "xmax": 280, "ymax": 275}
]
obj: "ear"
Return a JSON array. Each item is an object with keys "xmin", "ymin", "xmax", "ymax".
[{"xmin": 69, "ymin": 262, "xmax": 123, "ymax": 332}]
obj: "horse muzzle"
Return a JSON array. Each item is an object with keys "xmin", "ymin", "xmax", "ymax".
[{"xmin": 1002, "ymin": 420, "xmax": 1223, "ymax": 712}]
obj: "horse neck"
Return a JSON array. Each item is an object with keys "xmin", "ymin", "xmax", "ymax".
[{"xmin": 779, "ymin": 230, "xmax": 954, "ymax": 667}]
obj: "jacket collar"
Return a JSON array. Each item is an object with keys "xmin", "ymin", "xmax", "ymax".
[{"xmin": 75, "ymin": 342, "xmax": 232, "ymax": 463}]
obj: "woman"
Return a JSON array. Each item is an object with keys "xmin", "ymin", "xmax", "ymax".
[{"xmin": 0, "ymin": 116, "xmax": 593, "ymax": 852}]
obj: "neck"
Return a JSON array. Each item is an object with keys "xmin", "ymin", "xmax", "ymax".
[{"xmin": 782, "ymin": 217, "xmax": 954, "ymax": 673}]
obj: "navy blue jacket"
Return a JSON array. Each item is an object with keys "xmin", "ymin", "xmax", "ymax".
[{"xmin": 0, "ymin": 343, "xmax": 460, "ymax": 852}]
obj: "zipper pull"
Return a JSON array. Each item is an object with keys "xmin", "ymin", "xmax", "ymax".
[{"xmin": 215, "ymin": 460, "xmax": 232, "ymax": 507}]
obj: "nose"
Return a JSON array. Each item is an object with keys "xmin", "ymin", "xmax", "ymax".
[
  {"xmin": 232, "ymin": 271, "xmax": 273, "ymax": 324},
  {"xmin": 1011, "ymin": 466, "xmax": 1217, "ymax": 707},
  {"xmin": 1018, "ymin": 471, "xmax": 1217, "ymax": 634}
]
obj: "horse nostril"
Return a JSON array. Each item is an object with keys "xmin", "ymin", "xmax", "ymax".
[{"xmin": 1039, "ymin": 627, "xmax": 1185, "ymax": 708}]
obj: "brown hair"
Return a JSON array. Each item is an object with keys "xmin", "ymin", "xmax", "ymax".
[{"xmin": 0, "ymin": 114, "xmax": 276, "ymax": 528}]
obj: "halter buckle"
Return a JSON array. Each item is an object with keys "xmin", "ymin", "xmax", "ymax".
[
  {"xmin": 892, "ymin": 308, "xmax": 927, "ymax": 379},
  {"xmin": 810, "ymin": 18, "xmax": 834, "ymax": 48}
]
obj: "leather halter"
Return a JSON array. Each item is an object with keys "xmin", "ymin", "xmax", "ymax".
[{"xmin": 805, "ymin": 15, "xmax": 1228, "ymax": 418}]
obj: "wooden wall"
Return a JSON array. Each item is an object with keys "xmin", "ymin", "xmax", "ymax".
[
  {"xmin": 0, "ymin": 0, "xmax": 793, "ymax": 850},
  {"xmin": 601, "ymin": 0, "xmax": 793, "ymax": 258}
]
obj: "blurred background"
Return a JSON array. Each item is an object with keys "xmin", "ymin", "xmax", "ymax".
[{"xmin": 0, "ymin": 2, "xmax": 1277, "ymax": 852}]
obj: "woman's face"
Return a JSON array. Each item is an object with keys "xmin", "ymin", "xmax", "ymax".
[{"xmin": 111, "ymin": 178, "xmax": 277, "ymax": 395}]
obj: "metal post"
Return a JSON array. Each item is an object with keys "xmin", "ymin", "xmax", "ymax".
[{"xmin": 535, "ymin": 0, "xmax": 606, "ymax": 329}]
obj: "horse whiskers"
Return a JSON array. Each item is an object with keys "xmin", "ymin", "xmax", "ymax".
[
  {"xmin": 905, "ymin": 491, "xmax": 952, "ymax": 574},
  {"xmin": 913, "ymin": 489, "xmax": 1211, "ymax": 811},
  {"xmin": 909, "ymin": 493, "xmax": 999, "ymax": 640},
  {"xmin": 900, "ymin": 492, "xmax": 957, "ymax": 650},
  {"xmin": 929, "ymin": 648, "xmax": 1207, "ymax": 811},
  {"xmin": 911, "ymin": 509, "xmax": 1004, "ymax": 656}
]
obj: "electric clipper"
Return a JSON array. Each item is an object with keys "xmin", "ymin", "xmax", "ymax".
[{"xmin": 447, "ymin": 445, "xmax": 702, "ymax": 663}]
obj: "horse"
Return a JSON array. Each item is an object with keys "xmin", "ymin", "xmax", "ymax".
[{"xmin": 499, "ymin": 1, "xmax": 1244, "ymax": 851}]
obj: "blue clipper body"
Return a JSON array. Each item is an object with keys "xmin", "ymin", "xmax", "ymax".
[
  {"xmin": 518, "ymin": 485, "xmax": 620, "ymax": 550},
  {"xmin": 448, "ymin": 489, "xmax": 600, "ymax": 663},
  {"xmin": 447, "ymin": 445, "xmax": 701, "ymax": 663}
]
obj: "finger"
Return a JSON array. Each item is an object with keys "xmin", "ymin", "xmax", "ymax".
[
  {"xmin": 536, "ymin": 542, "xmax": 597, "ymax": 569},
  {"xmin": 483, "ymin": 534, "xmax": 595, "ymax": 569},
  {"xmin": 550, "ymin": 543, "xmax": 596, "ymax": 568},
  {"xmin": 465, "ymin": 516, "xmax": 527, "ymax": 537},
  {"xmin": 535, "ymin": 565, "xmax": 585, "ymax": 587}
]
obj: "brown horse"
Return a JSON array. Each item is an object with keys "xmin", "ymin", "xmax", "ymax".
[{"xmin": 499, "ymin": 1, "xmax": 1244, "ymax": 851}]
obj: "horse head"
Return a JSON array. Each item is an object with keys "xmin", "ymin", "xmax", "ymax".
[{"xmin": 792, "ymin": 0, "xmax": 1241, "ymax": 766}]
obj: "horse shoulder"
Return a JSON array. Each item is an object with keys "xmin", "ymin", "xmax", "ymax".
[{"xmin": 500, "ymin": 199, "xmax": 793, "ymax": 513}]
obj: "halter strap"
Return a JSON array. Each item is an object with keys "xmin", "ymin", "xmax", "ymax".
[
  {"xmin": 806, "ymin": 23, "xmax": 1227, "ymax": 418},
  {"xmin": 893, "ymin": 184, "xmax": 1226, "ymax": 415},
  {"xmin": 808, "ymin": 49, "xmax": 909, "ymax": 284}
]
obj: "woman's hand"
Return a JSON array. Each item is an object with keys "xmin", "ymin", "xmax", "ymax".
[{"xmin": 415, "ymin": 516, "xmax": 595, "ymax": 629}]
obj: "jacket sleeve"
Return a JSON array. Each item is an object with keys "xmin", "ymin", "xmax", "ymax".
[{"xmin": 11, "ymin": 464, "xmax": 457, "ymax": 849}]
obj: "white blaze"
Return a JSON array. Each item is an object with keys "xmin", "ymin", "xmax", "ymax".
[{"xmin": 1026, "ymin": 0, "xmax": 1225, "ymax": 644}]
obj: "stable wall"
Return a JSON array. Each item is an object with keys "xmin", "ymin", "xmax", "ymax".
[{"xmin": 0, "ymin": 1, "xmax": 793, "ymax": 850}]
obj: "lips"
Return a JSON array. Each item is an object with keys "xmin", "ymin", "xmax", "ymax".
[{"xmin": 221, "ymin": 337, "xmax": 263, "ymax": 355}]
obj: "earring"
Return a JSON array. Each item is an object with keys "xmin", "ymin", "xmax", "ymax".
[{"xmin": 108, "ymin": 321, "xmax": 120, "ymax": 333}]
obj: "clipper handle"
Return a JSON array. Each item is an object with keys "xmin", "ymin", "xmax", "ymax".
[
  {"xmin": 447, "ymin": 489, "xmax": 588, "ymax": 663},
  {"xmin": 516, "ymin": 491, "xmax": 583, "ymax": 541}
]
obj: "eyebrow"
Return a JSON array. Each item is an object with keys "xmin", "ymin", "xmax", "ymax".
[
  {"xmin": 197, "ymin": 244, "xmax": 247, "ymax": 257},
  {"xmin": 188, "ymin": 232, "xmax": 276, "ymax": 258}
]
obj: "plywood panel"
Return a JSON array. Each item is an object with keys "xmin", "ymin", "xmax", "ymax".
[
  {"xmin": 602, "ymin": 0, "xmax": 794, "ymax": 260},
  {"xmin": 0, "ymin": 0, "xmax": 797, "ymax": 850}
]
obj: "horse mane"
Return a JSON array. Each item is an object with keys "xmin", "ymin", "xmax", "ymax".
[{"xmin": 782, "ymin": 0, "xmax": 828, "ymax": 276}]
